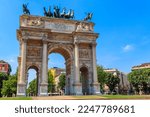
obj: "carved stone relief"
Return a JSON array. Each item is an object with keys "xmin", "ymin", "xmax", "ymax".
[
  {"xmin": 27, "ymin": 18, "xmax": 44, "ymax": 27},
  {"xmin": 76, "ymin": 22, "xmax": 93, "ymax": 32},
  {"xmin": 27, "ymin": 47, "xmax": 41, "ymax": 57},
  {"xmin": 79, "ymin": 49, "xmax": 90, "ymax": 58}
]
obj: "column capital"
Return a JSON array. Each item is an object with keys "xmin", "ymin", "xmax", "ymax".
[
  {"xmin": 92, "ymin": 42, "xmax": 97, "ymax": 47},
  {"xmin": 42, "ymin": 33, "xmax": 48, "ymax": 39},
  {"xmin": 21, "ymin": 38, "xmax": 28, "ymax": 43},
  {"xmin": 42, "ymin": 33, "xmax": 48, "ymax": 44},
  {"xmin": 42, "ymin": 40, "xmax": 48, "ymax": 44},
  {"xmin": 74, "ymin": 39, "xmax": 80, "ymax": 45}
]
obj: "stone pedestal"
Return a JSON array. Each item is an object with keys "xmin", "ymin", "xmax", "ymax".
[
  {"xmin": 17, "ymin": 83, "xmax": 26, "ymax": 96},
  {"xmin": 91, "ymin": 82, "xmax": 101, "ymax": 95},
  {"xmin": 39, "ymin": 83, "xmax": 48, "ymax": 96},
  {"xmin": 73, "ymin": 83, "xmax": 83, "ymax": 95}
]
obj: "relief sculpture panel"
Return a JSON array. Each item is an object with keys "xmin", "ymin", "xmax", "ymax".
[
  {"xmin": 79, "ymin": 49, "xmax": 90, "ymax": 58},
  {"xmin": 27, "ymin": 47, "xmax": 41, "ymax": 57}
]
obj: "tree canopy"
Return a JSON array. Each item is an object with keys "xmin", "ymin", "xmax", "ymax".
[
  {"xmin": 97, "ymin": 65, "xmax": 120, "ymax": 94},
  {"xmin": 97, "ymin": 65, "xmax": 107, "ymax": 91},
  {"xmin": 58, "ymin": 73, "xmax": 66, "ymax": 90},
  {"xmin": 1, "ymin": 74, "xmax": 17, "ymax": 97},
  {"xmin": 0, "ymin": 73, "xmax": 8, "ymax": 97},
  {"xmin": 128, "ymin": 69, "xmax": 150, "ymax": 94},
  {"xmin": 27, "ymin": 79, "xmax": 37, "ymax": 96},
  {"xmin": 105, "ymin": 73, "xmax": 120, "ymax": 93}
]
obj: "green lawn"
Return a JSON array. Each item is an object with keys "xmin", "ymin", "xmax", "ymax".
[
  {"xmin": 72, "ymin": 95, "xmax": 150, "ymax": 100},
  {"xmin": 0, "ymin": 97, "xmax": 32, "ymax": 100},
  {"xmin": 102, "ymin": 95, "xmax": 150, "ymax": 99},
  {"xmin": 1, "ymin": 95, "xmax": 150, "ymax": 100}
]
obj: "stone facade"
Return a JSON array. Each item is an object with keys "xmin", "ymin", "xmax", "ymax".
[
  {"xmin": 17, "ymin": 15, "xmax": 100, "ymax": 96},
  {"xmin": 0, "ymin": 60, "xmax": 11, "ymax": 75},
  {"xmin": 132, "ymin": 63, "xmax": 150, "ymax": 70}
]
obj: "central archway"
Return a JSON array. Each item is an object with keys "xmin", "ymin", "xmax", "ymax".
[{"xmin": 48, "ymin": 45, "xmax": 73, "ymax": 95}]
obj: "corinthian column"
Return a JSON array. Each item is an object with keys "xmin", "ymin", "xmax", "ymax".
[
  {"xmin": 20, "ymin": 40, "xmax": 27, "ymax": 83},
  {"xmin": 92, "ymin": 42, "xmax": 101, "ymax": 95},
  {"xmin": 40, "ymin": 34, "xmax": 48, "ymax": 96},
  {"xmin": 41, "ymin": 41, "xmax": 48, "ymax": 84},
  {"xmin": 74, "ymin": 41, "xmax": 80, "ymax": 83},
  {"xmin": 73, "ymin": 38, "xmax": 82, "ymax": 95},
  {"xmin": 92, "ymin": 43, "xmax": 98, "ymax": 83},
  {"xmin": 17, "ymin": 38, "xmax": 27, "ymax": 96}
]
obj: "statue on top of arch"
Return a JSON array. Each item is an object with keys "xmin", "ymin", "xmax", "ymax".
[{"xmin": 22, "ymin": 3, "xmax": 93, "ymax": 22}]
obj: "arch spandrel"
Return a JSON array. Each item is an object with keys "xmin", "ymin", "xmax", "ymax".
[{"xmin": 48, "ymin": 43, "xmax": 73, "ymax": 61}]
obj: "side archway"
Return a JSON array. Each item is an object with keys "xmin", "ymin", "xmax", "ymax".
[
  {"xmin": 26, "ymin": 65, "xmax": 39, "ymax": 96},
  {"xmin": 80, "ymin": 65, "xmax": 89, "ymax": 95}
]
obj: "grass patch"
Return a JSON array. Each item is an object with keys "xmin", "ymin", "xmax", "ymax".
[
  {"xmin": 0, "ymin": 97, "xmax": 32, "ymax": 100},
  {"xmin": 1, "ymin": 95, "xmax": 150, "ymax": 100},
  {"xmin": 101, "ymin": 95, "xmax": 150, "ymax": 99},
  {"xmin": 69, "ymin": 95, "xmax": 150, "ymax": 100}
]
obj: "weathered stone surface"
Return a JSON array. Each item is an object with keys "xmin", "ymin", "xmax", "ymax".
[{"xmin": 17, "ymin": 15, "xmax": 100, "ymax": 96}]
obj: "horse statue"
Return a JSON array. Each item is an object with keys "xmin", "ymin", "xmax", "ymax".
[
  {"xmin": 22, "ymin": 3, "xmax": 30, "ymax": 15},
  {"xmin": 84, "ymin": 13, "xmax": 93, "ymax": 21},
  {"xmin": 47, "ymin": 6, "xmax": 53, "ymax": 17},
  {"xmin": 54, "ymin": 6, "xmax": 60, "ymax": 18},
  {"xmin": 43, "ymin": 7, "xmax": 48, "ymax": 16},
  {"xmin": 44, "ymin": 6, "xmax": 53, "ymax": 17},
  {"xmin": 70, "ymin": 10, "xmax": 74, "ymax": 19},
  {"xmin": 60, "ymin": 7, "xmax": 66, "ymax": 18},
  {"xmin": 64, "ymin": 9, "xmax": 72, "ymax": 19}
]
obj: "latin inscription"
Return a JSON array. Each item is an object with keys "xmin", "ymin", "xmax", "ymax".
[{"xmin": 45, "ymin": 22, "xmax": 75, "ymax": 32}]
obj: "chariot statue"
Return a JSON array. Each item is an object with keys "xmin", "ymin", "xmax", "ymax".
[{"xmin": 43, "ymin": 6, "xmax": 53, "ymax": 17}]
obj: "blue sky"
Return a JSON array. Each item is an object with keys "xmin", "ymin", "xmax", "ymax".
[{"xmin": 1, "ymin": 0, "xmax": 150, "ymax": 78}]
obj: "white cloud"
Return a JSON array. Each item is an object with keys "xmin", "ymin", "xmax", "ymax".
[{"xmin": 122, "ymin": 44, "xmax": 134, "ymax": 52}]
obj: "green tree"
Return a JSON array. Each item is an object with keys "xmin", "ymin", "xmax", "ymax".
[
  {"xmin": 58, "ymin": 73, "xmax": 66, "ymax": 90},
  {"xmin": 97, "ymin": 65, "xmax": 107, "ymax": 91},
  {"xmin": 27, "ymin": 79, "xmax": 37, "ymax": 96},
  {"xmin": 48, "ymin": 71, "xmax": 55, "ymax": 93},
  {"xmin": 1, "ymin": 74, "xmax": 17, "ymax": 97},
  {"xmin": 128, "ymin": 69, "xmax": 150, "ymax": 94},
  {"xmin": 105, "ymin": 73, "xmax": 120, "ymax": 93},
  {"xmin": 0, "ymin": 73, "xmax": 8, "ymax": 97}
]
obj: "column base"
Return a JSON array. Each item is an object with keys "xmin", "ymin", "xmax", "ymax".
[
  {"xmin": 39, "ymin": 83, "xmax": 48, "ymax": 96},
  {"xmin": 91, "ymin": 82, "xmax": 101, "ymax": 95},
  {"xmin": 17, "ymin": 83, "xmax": 26, "ymax": 96},
  {"xmin": 73, "ymin": 83, "xmax": 83, "ymax": 95}
]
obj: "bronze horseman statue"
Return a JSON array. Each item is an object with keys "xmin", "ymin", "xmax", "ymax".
[
  {"xmin": 22, "ymin": 3, "xmax": 30, "ymax": 15},
  {"xmin": 84, "ymin": 13, "xmax": 93, "ymax": 21},
  {"xmin": 22, "ymin": 4, "xmax": 92, "ymax": 21}
]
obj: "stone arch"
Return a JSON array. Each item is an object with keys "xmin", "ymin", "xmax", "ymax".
[
  {"xmin": 48, "ymin": 44, "xmax": 73, "ymax": 95},
  {"xmin": 80, "ymin": 65, "xmax": 89, "ymax": 95},
  {"xmin": 26, "ymin": 64, "xmax": 39, "ymax": 96},
  {"xmin": 48, "ymin": 44, "xmax": 73, "ymax": 61}
]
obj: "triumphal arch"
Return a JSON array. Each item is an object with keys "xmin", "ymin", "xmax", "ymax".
[{"xmin": 17, "ymin": 14, "xmax": 100, "ymax": 96}]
